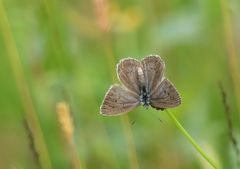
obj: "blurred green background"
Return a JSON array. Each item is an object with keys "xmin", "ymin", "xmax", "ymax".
[{"xmin": 0, "ymin": 0, "xmax": 240, "ymax": 168}]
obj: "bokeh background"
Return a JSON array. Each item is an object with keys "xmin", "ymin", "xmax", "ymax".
[{"xmin": 0, "ymin": 0, "xmax": 240, "ymax": 168}]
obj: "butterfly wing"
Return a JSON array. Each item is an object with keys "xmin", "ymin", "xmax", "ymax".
[
  {"xmin": 141, "ymin": 55, "xmax": 165, "ymax": 94},
  {"xmin": 117, "ymin": 58, "xmax": 141, "ymax": 94},
  {"xmin": 150, "ymin": 79, "xmax": 181, "ymax": 109},
  {"xmin": 100, "ymin": 85, "xmax": 140, "ymax": 116}
]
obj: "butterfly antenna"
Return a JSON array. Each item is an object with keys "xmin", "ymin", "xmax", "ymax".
[
  {"xmin": 151, "ymin": 111, "xmax": 165, "ymax": 125},
  {"xmin": 130, "ymin": 111, "xmax": 138, "ymax": 126},
  {"xmin": 131, "ymin": 119, "xmax": 136, "ymax": 125}
]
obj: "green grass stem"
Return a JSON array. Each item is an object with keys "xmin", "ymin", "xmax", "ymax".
[
  {"xmin": 165, "ymin": 109, "xmax": 219, "ymax": 169},
  {"xmin": 0, "ymin": 1, "xmax": 53, "ymax": 169}
]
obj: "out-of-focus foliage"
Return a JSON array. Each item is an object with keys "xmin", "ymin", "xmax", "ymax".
[{"xmin": 0, "ymin": 0, "xmax": 240, "ymax": 169}]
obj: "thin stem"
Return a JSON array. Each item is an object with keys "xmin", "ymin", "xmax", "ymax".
[
  {"xmin": 69, "ymin": 141, "xmax": 85, "ymax": 169},
  {"xmin": 0, "ymin": 1, "xmax": 53, "ymax": 169},
  {"xmin": 165, "ymin": 109, "xmax": 219, "ymax": 169},
  {"xmin": 220, "ymin": 0, "xmax": 240, "ymax": 120},
  {"xmin": 103, "ymin": 33, "xmax": 139, "ymax": 169},
  {"xmin": 121, "ymin": 115, "xmax": 140, "ymax": 169}
]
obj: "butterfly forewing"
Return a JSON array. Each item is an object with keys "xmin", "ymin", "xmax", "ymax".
[
  {"xmin": 100, "ymin": 85, "xmax": 140, "ymax": 116},
  {"xmin": 141, "ymin": 55, "xmax": 165, "ymax": 94},
  {"xmin": 117, "ymin": 58, "xmax": 141, "ymax": 94},
  {"xmin": 150, "ymin": 79, "xmax": 181, "ymax": 109}
]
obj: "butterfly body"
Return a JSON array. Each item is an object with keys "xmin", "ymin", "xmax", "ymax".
[
  {"xmin": 137, "ymin": 67, "xmax": 150, "ymax": 107},
  {"xmin": 140, "ymin": 85, "xmax": 150, "ymax": 108},
  {"xmin": 100, "ymin": 55, "xmax": 181, "ymax": 116}
]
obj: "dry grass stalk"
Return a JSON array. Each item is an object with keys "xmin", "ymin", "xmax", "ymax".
[
  {"xmin": 220, "ymin": 0, "xmax": 240, "ymax": 120},
  {"xmin": 56, "ymin": 101, "xmax": 84, "ymax": 169},
  {"xmin": 56, "ymin": 102, "xmax": 74, "ymax": 144},
  {"xmin": 93, "ymin": 0, "xmax": 110, "ymax": 32},
  {"xmin": 219, "ymin": 82, "xmax": 240, "ymax": 167}
]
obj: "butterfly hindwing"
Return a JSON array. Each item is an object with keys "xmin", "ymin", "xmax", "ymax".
[
  {"xmin": 150, "ymin": 79, "xmax": 181, "ymax": 109},
  {"xmin": 100, "ymin": 85, "xmax": 140, "ymax": 116}
]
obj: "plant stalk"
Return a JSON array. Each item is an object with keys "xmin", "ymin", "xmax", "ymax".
[
  {"xmin": 0, "ymin": 1, "xmax": 53, "ymax": 169},
  {"xmin": 165, "ymin": 109, "xmax": 219, "ymax": 169}
]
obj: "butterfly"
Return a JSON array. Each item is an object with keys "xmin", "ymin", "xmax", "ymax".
[{"xmin": 100, "ymin": 55, "xmax": 181, "ymax": 116}]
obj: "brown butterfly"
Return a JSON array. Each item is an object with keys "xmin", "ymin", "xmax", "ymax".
[{"xmin": 100, "ymin": 55, "xmax": 181, "ymax": 116}]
